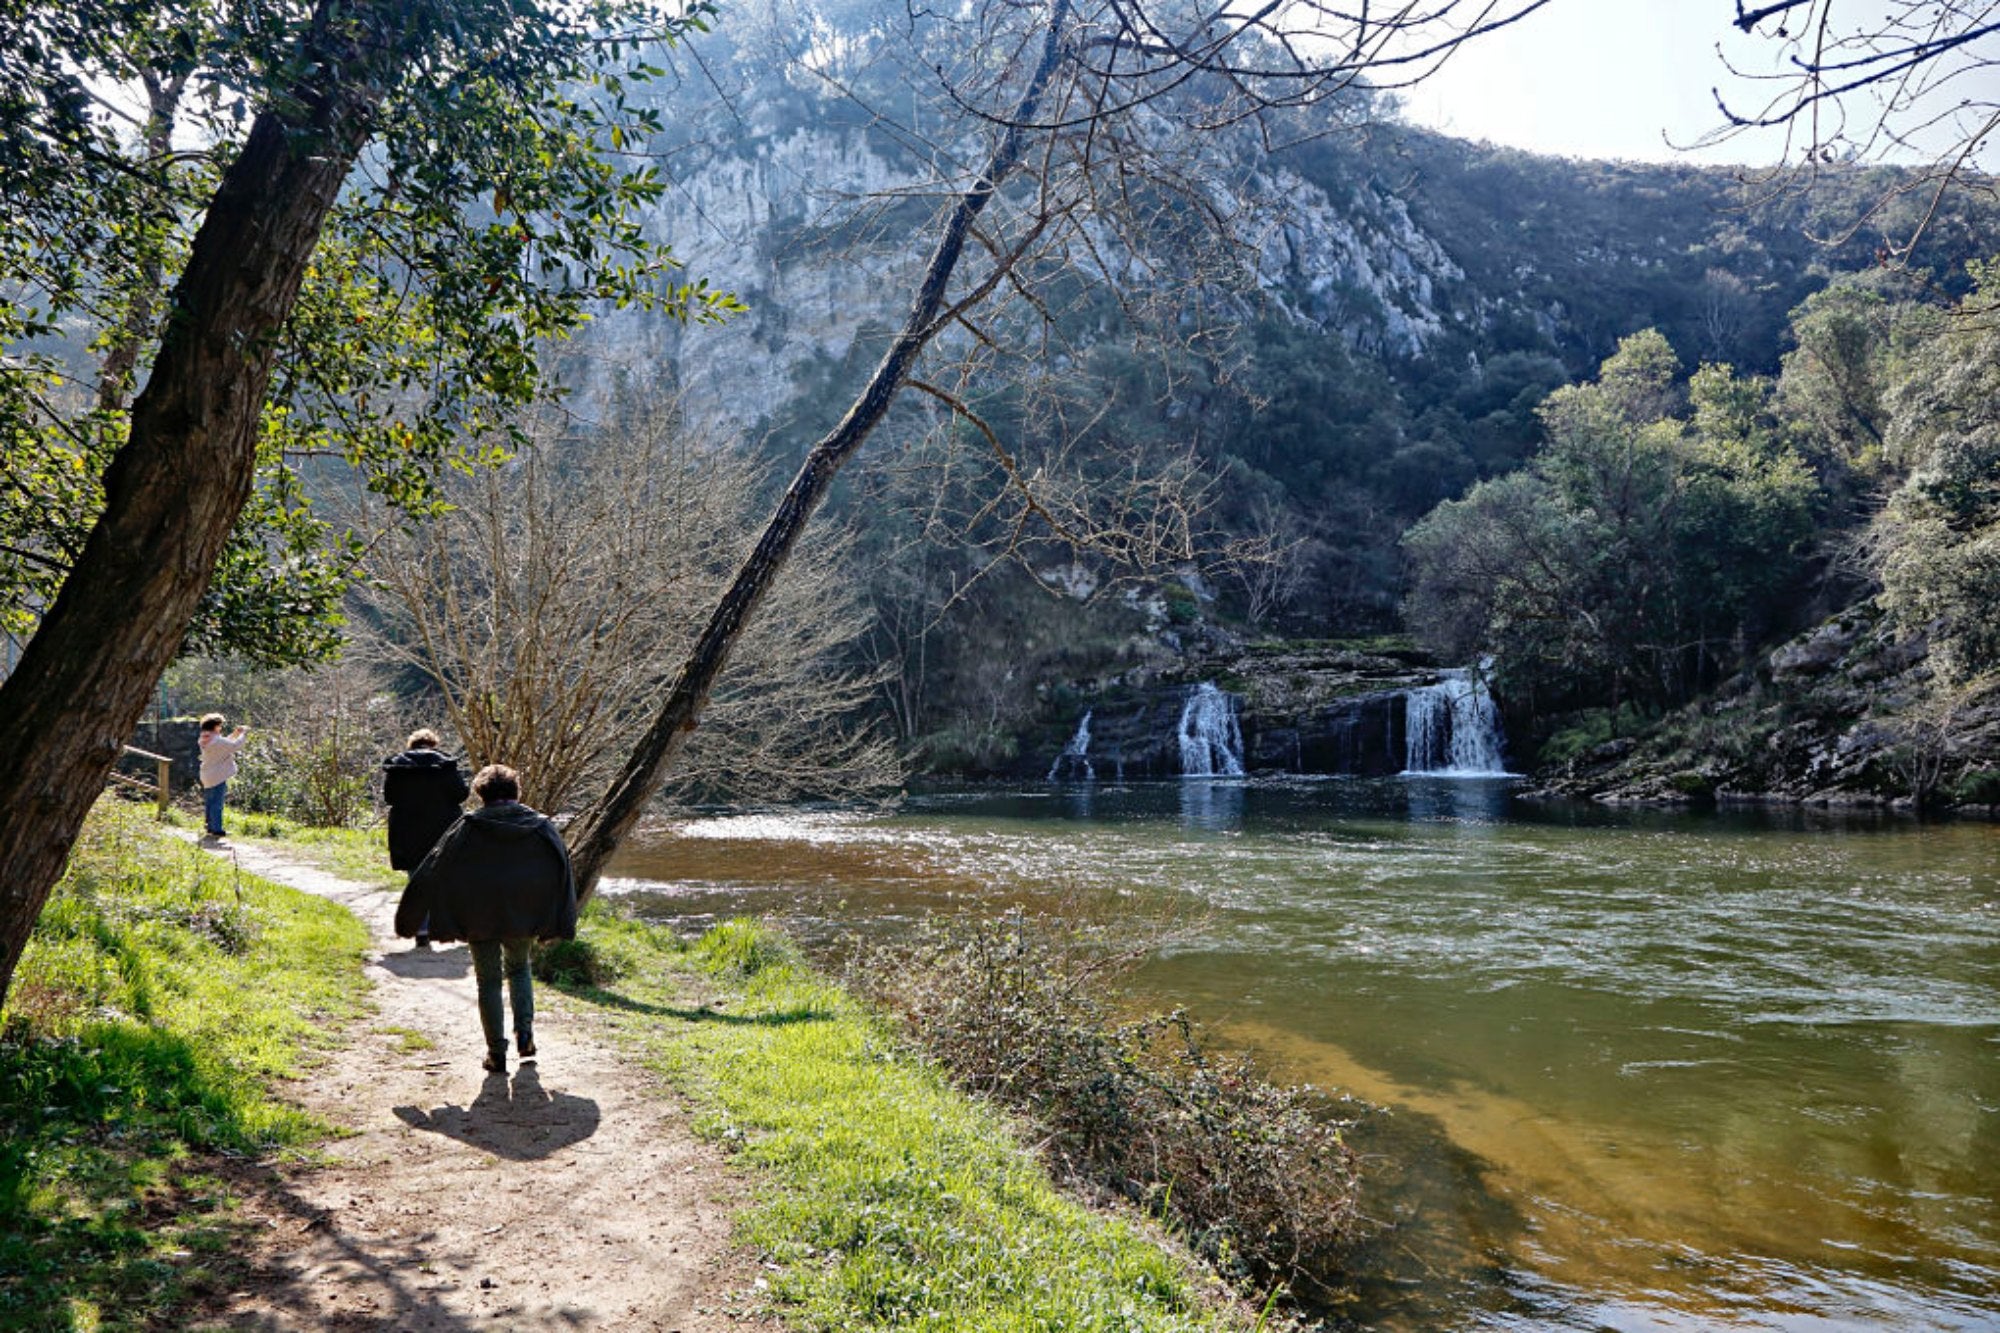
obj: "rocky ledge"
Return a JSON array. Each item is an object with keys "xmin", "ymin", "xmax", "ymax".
[
  {"xmin": 1019, "ymin": 639, "xmax": 1458, "ymax": 781},
  {"xmin": 1528, "ymin": 602, "xmax": 2000, "ymax": 815}
]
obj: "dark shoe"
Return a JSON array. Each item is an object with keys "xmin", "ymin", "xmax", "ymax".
[
  {"xmin": 483, "ymin": 1052, "xmax": 507, "ymax": 1074},
  {"xmin": 413, "ymin": 935, "xmax": 431, "ymax": 951},
  {"xmin": 518, "ymin": 1039, "xmax": 537, "ymax": 1060}
]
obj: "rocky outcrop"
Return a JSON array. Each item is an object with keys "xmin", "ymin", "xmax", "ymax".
[
  {"xmin": 1531, "ymin": 603, "xmax": 2000, "ymax": 814},
  {"xmin": 1013, "ymin": 640, "xmax": 1465, "ymax": 781},
  {"xmin": 568, "ymin": 41, "xmax": 1481, "ymax": 436},
  {"xmin": 1225, "ymin": 643, "xmax": 1437, "ymax": 777}
]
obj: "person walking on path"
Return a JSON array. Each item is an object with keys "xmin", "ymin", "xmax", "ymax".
[
  {"xmin": 196, "ymin": 713, "xmax": 249, "ymax": 839},
  {"xmin": 395, "ymin": 764, "xmax": 577, "ymax": 1074},
  {"xmin": 381, "ymin": 728, "xmax": 470, "ymax": 949}
]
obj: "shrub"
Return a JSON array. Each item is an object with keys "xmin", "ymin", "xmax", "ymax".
[
  {"xmin": 533, "ymin": 937, "xmax": 625, "ymax": 986},
  {"xmin": 915, "ymin": 723, "xmax": 1020, "ymax": 775},
  {"xmin": 1951, "ymin": 768, "xmax": 2000, "ymax": 806},
  {"xmin": 851, "ymin": 909, "xmax": 1364, "ymax": 1303},
  {"xmin": 1535, "ymin": 711, "xmax": 1615, "ymax": 767},
  {"xmin": 1666, "ymin": 770, "xmax": 1717, "ymax": 799}
]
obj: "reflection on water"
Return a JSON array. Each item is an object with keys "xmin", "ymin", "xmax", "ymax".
[
  {"xmin": 1177, "ymin": 777, "xmax": 1246, "ymax": 831},
  {"xmin": 605, "ymin": 781, "xmax": 2000, "ymax": 1330}
]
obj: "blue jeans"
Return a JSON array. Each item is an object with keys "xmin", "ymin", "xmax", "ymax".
[
  {"xmin": 470, "ymin": 938, "xmax": 535, "ymax": 1059},
  {"xmin": 202, "ymin": 782, "xmax": 227, "ymax": 835}
]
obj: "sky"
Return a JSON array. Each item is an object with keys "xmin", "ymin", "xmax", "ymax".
[{"xmin": 1398, "ymin": 3, "xmax": 1870, "ymax": 167}]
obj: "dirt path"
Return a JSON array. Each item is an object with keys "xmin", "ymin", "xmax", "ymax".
[{"xmin": 188, "ymin": 835, "xmax": 761, "ymax": 1332}]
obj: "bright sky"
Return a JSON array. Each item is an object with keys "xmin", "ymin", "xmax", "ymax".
[{"xmin": 1399, "ymin": 2, "xmax": 1854, "ymax": 166}]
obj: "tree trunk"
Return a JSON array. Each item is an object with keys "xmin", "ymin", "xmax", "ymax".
[
  {"xmin": 0, "ymin": 2, "xmax": 407, "ymax": 1006},
  {"xmin": 563, "ymin": 0, "xmax": 1074, "ymax": 895}
]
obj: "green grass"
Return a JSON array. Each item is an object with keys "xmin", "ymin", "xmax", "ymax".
[
  {"xmin": 226, "ymin": 813, "xmax": 398, "ymax": 888},
  {"xmin": 1, "ymin": 802, "xmax": 371, "ymax": 1330},
  {"xmin": 378, "ymin": 1026, "xmax": 434, "ymax": 1054},
  {"xmin": 563, "ymin": 908, "xmax": 1248, "ymax": 1333}
]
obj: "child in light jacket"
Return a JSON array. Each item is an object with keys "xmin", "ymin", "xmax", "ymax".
[{"xmin": 197, "ymin": 713, "xmax": 248, "ymax": 838}]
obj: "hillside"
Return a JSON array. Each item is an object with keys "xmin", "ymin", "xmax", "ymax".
[{"xmin": 546, "ymin": 7, "xmax": 1994, "ymax": 781}]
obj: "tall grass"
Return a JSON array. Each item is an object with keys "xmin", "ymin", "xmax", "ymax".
[
  {"xmin": 565, "ymin": 909, "xmax": 1253, "ymax": 1332},
  {"xmin": 0, "ymin": 802, "xmax": 370, "ymax": 1329},
  {"xmin": 851, "ymin": 910, "xmax": 1365, "ymax": 1304}
]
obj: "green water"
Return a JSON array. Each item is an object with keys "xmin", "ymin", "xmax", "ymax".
[{"xmin": 606, "ymin": 779, "xmax": 2000, "ymax": 1330}]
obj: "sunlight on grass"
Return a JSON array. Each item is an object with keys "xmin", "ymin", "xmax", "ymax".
[
  {"xmin": 231, "ymin": 813, "xmax": 398, "ymax": 887},
  {"xmin": 0, "ymin": 801, "xmax": 371, "ymax": 1329},
  {"xmin": 378, "ymin": 1025, "xmax": 435, "ymax": 1054},
  {"xmin": 567, "ymin": 908, "xmax": 1246, "ymax": 1332}
]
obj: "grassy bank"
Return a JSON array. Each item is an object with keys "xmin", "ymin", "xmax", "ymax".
[
  {"xmin": 174, "ymin": 808, "xmax": 395, "ymax": 887},
  {"xmin": 0, "ymin": 802, "xmax": 370, "ymax": 1330},
  {"xmin": 3, "ymin": 807, "xmax": 1296, "ymax": 1329},
  {"xmin": 559, "ymin": 909, "xmax": 1256, "ymax": 1332}
]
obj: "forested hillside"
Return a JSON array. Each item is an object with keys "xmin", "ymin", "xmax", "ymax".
[
  {"xmin": 7, "ymin": 0, "xmax": 1991, "ymax": 803},
  {"xmin": 550, "ymin": 2, "xmax": 1995, "ymax": 781}
]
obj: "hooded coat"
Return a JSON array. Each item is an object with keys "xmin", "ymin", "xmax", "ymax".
[
  {"xmin": 395, "ymin": 801, "xmax": 578, "ymax": 944},
  {"xmin": 382, "ymin": 747, "xmax": 470, "ymax": 871}
]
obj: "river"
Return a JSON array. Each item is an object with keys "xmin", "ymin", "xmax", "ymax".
[{"xmin": 603, "ymin": 778, "xmax": 2000, "ymax": 1330}]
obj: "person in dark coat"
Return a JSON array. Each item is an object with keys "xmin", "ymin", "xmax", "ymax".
[
  {"xmin": 396, "ymin": 764, "xmax": 577, "ymax": 1074},
  {"xmin": 382, "ymin": 729, "xmax": 470, "ymax": 949}
]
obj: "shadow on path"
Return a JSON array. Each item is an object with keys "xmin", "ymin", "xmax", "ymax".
[
  {"xmin": 216, "ymin": 1159, "xmax": 592, "ymax": 1331},
  {"xmin": 392, "ymin": 1065, "xmax": 600, "ymax": 1161},
  {"xmin": 564, "ymin": 986, "xmax": 830, "ymax": 1027},
  {"xmin": 378, "ymin": 945, "xmax": 471, "ymax": 980}
]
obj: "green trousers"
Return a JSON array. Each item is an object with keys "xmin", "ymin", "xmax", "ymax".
[{"xmin": 469, "ymin": 938, "xmax": 535, "ymax": 1059}]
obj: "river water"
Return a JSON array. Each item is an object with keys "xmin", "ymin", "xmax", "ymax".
[{"xmin": 603, "ymin": 778, "xmax": 2000, "ymax": 1330}]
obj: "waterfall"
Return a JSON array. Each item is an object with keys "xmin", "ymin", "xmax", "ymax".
[
  {"xmin": 1178, "ymin": 682, "xmax": 1245, "ymax": 778},
  {"xmin": 1402, "ymin": 669, "xmax": 1514, "ymax": 777},
  {"xmin": 1047, "ymin": 710, "xmax": 1095, "ymax": 782}
]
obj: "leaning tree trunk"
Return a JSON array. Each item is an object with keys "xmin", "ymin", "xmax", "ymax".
[
  {"xmin": 562, "ymin": 0, "xmax": 1074, "ymax": 896},
  {"xmin": 0, "ymin": 3, "xmax": 409, "ymax": 1007}
]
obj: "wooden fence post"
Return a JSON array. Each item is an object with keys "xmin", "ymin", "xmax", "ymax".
[{"xmin": 115, "ymin": 745, "xmax": 177, "ymax": 821}]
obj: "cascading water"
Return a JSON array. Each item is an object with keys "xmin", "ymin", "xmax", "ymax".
[
  {"xmin": 1178, "ymin": 682, "xmax": 1245, "ymax": 778},
  {"xmin": 1403, "ymin": 668, "xmax": 1514, "ymax": 777},
  {"xmin": 1047, "ymin": 710, "xmax": 1095, "ymax": 782}
]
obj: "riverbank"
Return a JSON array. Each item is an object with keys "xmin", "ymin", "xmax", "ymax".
[
  {"xmin": 2, "ymin": 805, "xmax": 1259, "ymax": 1331},
  {"xmin": 602, "ymin": 786, "xmax": 2000, "ymax": 1329}
]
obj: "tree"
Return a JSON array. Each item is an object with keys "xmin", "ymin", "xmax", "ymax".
[
  {"xmin": 558, "ymin": 0, "xmax": 1563, "ymax": 893},
  {"xmin": 1873, "ymin": 258, "xmax": 2000, "ymax": 683},
  {"xmin": 1404, "ymin": 330, "xmax": 1818, "ymax": 717},
  {"xmin": 359, "ymin": 394, "xmax": 897, "ymax": 813},
  {"xmin": 1704, "ymin": 2, "xmax": 2000, "ymax": 257},
  {"xmin": 0, "ymin": 0, "xmax": 731, "ymax": 1006}
]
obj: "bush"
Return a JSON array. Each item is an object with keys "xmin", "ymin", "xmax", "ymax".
[
  {"xmin": 180, "ymin": 659, "xmax": 405, "ymax": 827},
  {"xmin": 1535, "ymin": 710, "xmax": 1616, "ymax": 767},
  {"xmin": 533, "ymin": 937, "xmax": 625, "ymax": 986},
  {"xmin": 1952, "ymin": 768, "xmax": 2000, "ymax": 806},
  {"xmin": 915, "ymin": 723, "xmax": 1021, "ymax": 775},
  {"xmin": 851, "ymin": 909, "xmax": 1364, "ymax": 1303},
  {"xmin": 1666, "ymin": 770, "xmax": 1717, "ymax": 799},
  {"xmin": 1535, "ymin": 704, "xmax": 1658, "ymax": 768}
]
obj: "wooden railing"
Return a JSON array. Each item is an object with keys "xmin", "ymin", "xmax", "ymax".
[{"xmin": 112, "ymin": 745, "xmax": 174, "ymax": 819}]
